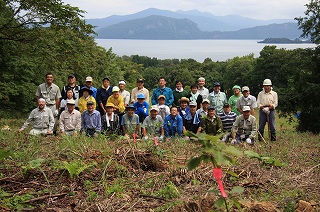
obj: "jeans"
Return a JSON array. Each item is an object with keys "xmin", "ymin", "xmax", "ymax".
[{"xmin": 259, "ymin": 109, "xmax": 276, "ymax": 137}]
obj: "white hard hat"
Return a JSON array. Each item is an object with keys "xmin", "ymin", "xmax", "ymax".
[{"xmin": 263, "ymin": 79, "xmax": 272, "ymax": 86}]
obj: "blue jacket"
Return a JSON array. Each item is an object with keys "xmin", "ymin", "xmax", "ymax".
[
  {"xmin": 163, "ymin": 114, "xmax": 183, "ymax": 137},
  {"xmin": 134, "ymin": 101, "xmax": 149, "ymax": 123},
  {"xmin": 151, "ymin": 87, "xmax": 174, "ymax": 106}
]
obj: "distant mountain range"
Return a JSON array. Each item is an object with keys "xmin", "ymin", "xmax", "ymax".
[{"xmin": 86, "ymin": 8, "xmax": 302, "ymax": 40}]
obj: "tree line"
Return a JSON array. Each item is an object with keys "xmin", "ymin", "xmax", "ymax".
[{"xmin": 0, "ymin": 0, "xmax": 319, "ymax": 133}]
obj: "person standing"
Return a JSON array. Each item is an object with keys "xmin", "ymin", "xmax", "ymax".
[
  {"xmin": 96, "ymin": 77, "xmax": 113, "ymax": 115},
  {"xmin": 59, "ymin": 99, "xmax": 81, "ymax": 136},
  {"xmin": 19, "ymin": 98, "xmax": 55, "ymax": 135},
  {"xmin": 208, "ymin": 82, "xmax": 227, "ymax": 115},
  {"xmin": 236, "ymin": 86, "xmax": 257, "ymax": 116},
  {"xmin": 186, "ymin": 84, "xmax": 203, "ymax": 109},
  {"xmin": 78, "ymin": 88, "xmax": 96, "ymax": 114},
  {"xmin": 119, "ymin": 80, "xmax": 130, "ymax": 107},
  {"xmin": 257, "ymin": 79, "xmax": 278, "ymax": 141},
  {"xmin": 228, "ymin": 85, "xmax": 242, "ymax": 116},
  {"xmin": 81, "ymin": 101, "xmax": 101, "ymax": 137},
  {"xmin": 197, "ymin": 77, "xmax": 209, "ymax": 99},
  {"xmin": 61, "ymin": 74, "xmax": 81, "ymax": 102},
  {"xmin": 131, "ymin": 78, "xmax": 150, "ymax": 104},
  {"xmin": 151, "ymin": 77, "xmax": 174, "ymax": 106},
  {"xmin": 81, "ymin": 76, "xmax": 97, "ymax": 99},
  {"xmin": 35, "ymin": 72, "xmax": 61, "ymax": 134},
  {"xmin": 231, "ymin": 106, "xmax": 257, "ymax": 145},
  {"xmin": 172, "ymin": 80, "xmax": 188, "ymax": 107}
]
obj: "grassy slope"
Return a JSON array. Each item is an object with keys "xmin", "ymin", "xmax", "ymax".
[{"xmin": 0, "ymin": 116, "xmax": 319, "ymax": 211}]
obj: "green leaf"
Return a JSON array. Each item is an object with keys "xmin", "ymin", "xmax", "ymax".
[
  {"xmin": 215, "ymin": 197, "xmax": 226, "ymax": 208},
  {"xmin": 223, "ymin": 146, "xmax": 243, "ymax": 157},
  {"xmin": 244, "ymin": 150, "xmax": 261, "ymax": 159},
  {"xmin": 208, "ymin": 187, "xmax": 220, "ymax": 194},
  {"xmin": 187, "ymin": 157, "xmax": 201, "ymax": 170},
  {"xmin": 0, "ymin": 148, "xmax": 11, "ymax": 161},
  {"xmin": 272, "ymin": 159, "xmax": 283, "ymax": 167},
  {"xmin": 226, "ymin": 170, "xmax": 239, "ymax": 178},
  {"xmin": 28, "ymin": 158, "xmax": 44, "ymax": 169},
  {"xmin": 230, "ymin": 186, "xmax": 245, "ymax": 194}
]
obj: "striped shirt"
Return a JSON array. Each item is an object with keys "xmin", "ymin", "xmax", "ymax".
[{"xmin": 218, "ymin": 111, "xmax": 237, "ymax": 132}]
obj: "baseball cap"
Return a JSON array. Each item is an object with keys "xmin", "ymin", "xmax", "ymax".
[
  {"xmin": 136, "ymin": 78, "xmax": 144, "ymax": 83},
  {"xmin": 213, "ymin": 82, "xmax": 221, "ymax": 86},
  {"xmin": 158, "ymin": 95, "xmax": 166, "ymax": 100},
  {"xmin": 198, "ymin": 77, "xmax": 205, "ymax": 81},
  {"xmin": 137, "ymin": 93, "xmax": 145, "ymax": 99},
  {"xmin": 150, "ymin": 105, "xmax": 159, "ymax": 112},
  {"xmin": 86, "ymin": 76, "xmax": 93, "ymax": 82},
  {"xmin": 223, "ymin": 103, "xmax": 230, "ymax": 108},
  {"xmin": 102, "ymin": 77, "xmax": 110, "ymax": 81},
  {"xmin": 208, "ymin": 106, "xmax": 215, "ymax": 110},
  {"xmin": 68, "ymin": 74, "xmax": 75, "ymax": 78},
  {"xmin": 189, "ymin": 101, "xmax": 197, "ymax": 107},
  {"xmin": 232, "ymin": 85, "xmax": 241, "ymax": 90},
  {"xmin": 112, "ymin": 86, "xmax": 120, "ymax": 92},
  {"xmin": 242, "ymin": 86, "xmax": 250, "ymax": 92},
  {"xmin": 242, "ymin": 106, "xmax": 251, "ymax": 111},
  {"xmin": 202, "ymin": 99, "xmax": 210, "ymax": 104},
  {"xmin": 87, "ymin": 101, "xmax": 94, "ymax": 105},
  {"xmin": 66, "ymin": 99, "xmax": 75, "ymax": 105}
]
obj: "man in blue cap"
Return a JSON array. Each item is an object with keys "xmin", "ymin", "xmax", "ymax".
[{"xmin": 134, "ymin": 93, "xmax": 149, "ymax": 123}]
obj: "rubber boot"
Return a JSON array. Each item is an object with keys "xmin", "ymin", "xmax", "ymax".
[{"xmin": 271, "ymin": 133, "xmax": 276, "ymax": 141}]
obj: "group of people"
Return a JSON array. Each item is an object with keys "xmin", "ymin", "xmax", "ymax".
[{"xmin": 19, "ymin": 73, "xmax": 278, "ymax": 144}]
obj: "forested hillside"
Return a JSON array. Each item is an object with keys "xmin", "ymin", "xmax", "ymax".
[{"xmin": 1, "ymin": 0, "xmax": 319, "ymax": 133}]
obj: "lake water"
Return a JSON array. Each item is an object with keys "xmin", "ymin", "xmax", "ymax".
[{"xmin": 95, "ymin": 39, "xmax": 317, "ymax": 62}]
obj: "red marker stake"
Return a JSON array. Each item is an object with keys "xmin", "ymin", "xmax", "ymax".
[
  {"xmin": 133, "ymin": 134, "xmax": 137, "ymax": 144},
  {"xmin": 154, "ymin": 137, "xmax": 158, "ymax": 146},
  {"xmin": 213, "ymin": 168, "xmax": 227, "ymax": 198}
]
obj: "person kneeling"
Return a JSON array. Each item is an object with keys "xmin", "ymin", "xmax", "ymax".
[
  {"xmin": 142, "ymin": 105, "xmax": 164, "ymax": 141},
  {"xmin": 121, "ymin": 104, "xmax": 140, "ymax": 139},
  {"xmin": 231, "ymin": 106, "xmax": 256, "ymax": 145},
  {"xmin": 101, "ymin": 103, "xmax": 120, "ymax": 136}
]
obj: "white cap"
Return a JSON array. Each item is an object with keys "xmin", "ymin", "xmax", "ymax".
[
  {"xmin": 189, "ymin": 101, "xmax": 197, "ymax": 107},
  {"xmin": 86, "ymin": 76, "xmax": 93, "ymax": 82},
  {"xmin": 66, "ymin": 99, "xmax": 76, "ymax": 105},
  {"xmin": 198, "ymin": 77, "xmax": 205, "ymax": 81},
  {"xmin": 118, "ymin": 80, "xmax": 126, "ymax": 85},
  {"xmin": 242, "ymin": 106, "xmax": 251, "ymax": 112},
  {"xmin": 112, "ymin": 86, "xmax": 120, "ymax": 92},
  {"xmin": 150, "ymin": 105, "xmax": 159, "ymax": 112}
]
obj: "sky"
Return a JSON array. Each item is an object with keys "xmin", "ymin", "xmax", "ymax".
[{"xmin": 62, "ymin": 0, "xmax": 310, "ymax": 20}]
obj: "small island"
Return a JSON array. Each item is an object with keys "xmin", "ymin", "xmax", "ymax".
[{"xmin": 258, "ymin": 38, "xmax": 312, "ymax": 44}]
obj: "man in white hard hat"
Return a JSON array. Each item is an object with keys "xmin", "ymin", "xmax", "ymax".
[{"xmin": 257, "ymin": 79, "xmax": 278, "ymax": 141}]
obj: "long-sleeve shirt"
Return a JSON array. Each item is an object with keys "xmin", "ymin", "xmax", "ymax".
[
  {"xmin": 59, "ymin": 109, "xmax": 81, "ymax": 132},
  {"xmin": 231, "ymin": 115, "xmax": 257, "ymax": 138},
  {"xmin": 131, "ymin": 87, "xmax": 150, "ymax": 103},
  {"xmin": 151, "ymin": 87, "xmax": 174, "ymax": 106},
  {"xmin": 78, "ymin": 96, "xmax": 96, "ymax": 114},
  {"xmin": 198, "ymin": 87, "xmax": 209, "ymax": 99},
  {"xmin": 208, "ymin": 91, "xmax": 227, "ymax": 114},
  {"xmin": 81, "ymin": 110, "xmax": 101, "ymax": 132},
  {"xmin": 134, "ymin": 101, "xmax": 149, "ymax": 122},
  {"xmin": 257, "ymin": 90, "xmax": 278, "ymax": 108},
  {"xmin": 21, "ymin": 107, "xmax": 55, "ymax": 131},
  {"xmin": 120, "ymin": 90, "xmax": 131, "ymax": 105},
  {"xmin": 236, "ymin": 95, "xmax": 257, "ymax": 111},
  {"xmin": 96, "ymin": 85, "xmax": 113, "ymax": 110},
  {"xmin": 172, "ymin": 89, "xmax": 189, "ymax": 107},
  {"xmin": 200, "ymin": 116, "xmax": 223, "ymax": 136},
  {"xmin": 163, "ymin": 114, "xmax": 183, "ymax": 137},
  {"xmin": 107, "ymin": 95, "xmax": 125, "ymax": 114},
  {"xmin": 142, "ymin": 115, "xmax": 163, "ymax": 136}
]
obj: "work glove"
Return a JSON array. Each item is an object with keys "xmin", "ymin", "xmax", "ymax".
[
  {"xmin": 54, "ymin": 109, "xmax": 59, "ymax": 117},
  {"xmin": 231, "ymin": 139, "xmax": 237, "ymax": 144},
  {"xmin": 159, "ymin": 135, "xmax": 163, "ymax": 141},
  {"xmin": 143, "ymin": 136, "xmax": 148, "ymax": 141},
  {"xmin": 184, "ymin": 136, "xmax": 190, "ymax": 141},
  {"xmin": 240, "ymin": 134, "xmax": 246, "ymax": 140},
  {"xmin": 246, "ymin": 138, "xmax": 252, "ymax": 144},
  {"xmin": 262, "ymin": 107, "xmax": 270, "ymax": 115},
  {"xmin": 221, "ymin": 134, "xmax": 228, "ymax": 142}
]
